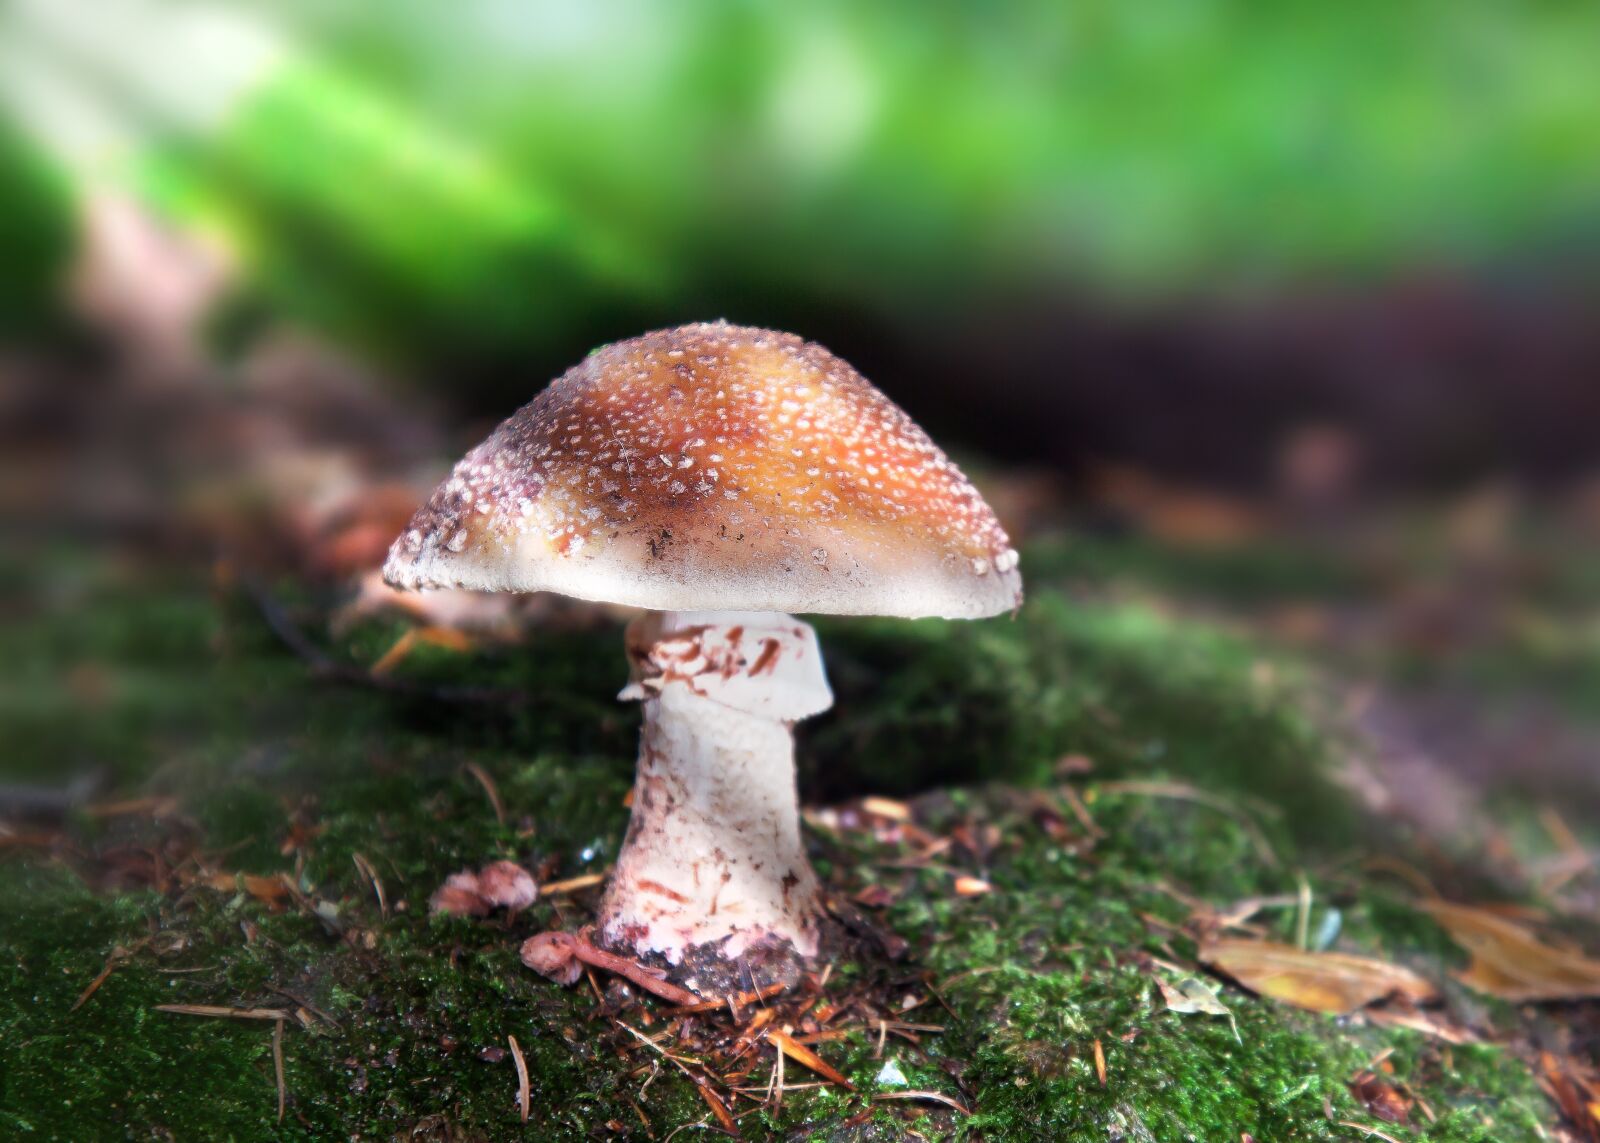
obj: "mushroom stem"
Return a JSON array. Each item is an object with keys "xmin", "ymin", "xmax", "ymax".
[{"xmin": 598, "ymin": 610, "xmax": 832, "ymax": 975}]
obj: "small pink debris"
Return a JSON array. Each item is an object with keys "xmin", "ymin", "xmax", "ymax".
[
  {"xmin": 477, "ymin": 860, "xmax": 539, "ymax": 911},
  {"xmin": 429, "ymin": 871, "xmax": 491, "ymax": 917},
  {"xmin": 428, "ymin": 861, "xmax": 538, "ymax": 917},
  {"xmin": 520, "ymin": 931, "xmax": 582, "ymax": 985}
]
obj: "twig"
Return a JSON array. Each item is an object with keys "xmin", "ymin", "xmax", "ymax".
[
  {"xmin": 629, "ymin": 1096, "xmax": 654, "ymax": 1139},
  {"xmin": 71, "ymin": 941, "xmax": 145, "ymax": 1012},
  {"xmin": 1360, "ymin": 856, "xmax": 1439, "ymax": 899},
  {"xmin": 615, "ymin": 1020, "xmax": 736, "ymax": 1135},
  {"xmin": 1538, "ymin": 806, "xmax": 1594, "ymax": 894},
  {"xmin": 1295, "ymin": 872, "xmax": 1312, "ymax": 951},
  {"xmin": 1336, "ymin": 1121, "xmax": 1404, "ymax": 1143},
  {"xmin": 155, "ymin": 1004, "xmax": 293, "ymax": 1021},
  {"xmin": 541, "ymin": 872, "xmax": 607, "ymax": 895},
  {"xmin": 509, "ymin": 1034, "xmax": 530, "ymax": 1123},
  {"xmin": 668, "ymin": 982, "xmax": 788, "ymax": 1016},
  {"xmin": 85, "ymin": 795, "xmax": 183, "ymax": 819},
  {"xmin": 697, "ymin": 1084, "xmax": 737, "ymax": 1135},
  {"xmin": 269, "ymin": 989, "xmax": 341, "ymax": 1029},
  {"xmin": 272, "ymin": 1018, "xmax": 287, "ymax": 1123},
  {"xmin": 463, "ymin": 764, "xmax": 506, "ymax": 827},
  {"xmin": 873, "ymin": 1091, "xmax": 972, "ymax": 1115},
  {"xmin": 351, "ymin": 853, "xmax": 388, "ymax": 917},
  {"xmin": 1057, "ymin": 784, "xmax": 1105, "ymax": 838}
]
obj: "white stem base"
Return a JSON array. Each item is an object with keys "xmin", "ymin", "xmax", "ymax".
[{"xmin": 597, "ymin": 611, "xmax": 832, "ymax": 966}]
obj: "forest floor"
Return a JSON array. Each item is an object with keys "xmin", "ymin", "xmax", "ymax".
[
  {"xmin": 7, "ymin": 503, "xmax": 1600, "ymax": 1141},
  {"xmin": 6, "ymin": 345, "xmax": 1600, "ymax": 1141}
]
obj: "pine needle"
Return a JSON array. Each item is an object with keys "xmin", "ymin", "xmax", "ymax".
[
  {"xmin": 463, "ymin": 763, "xmax": 506, "ymax": 826},
  {"xmin": 873, "ymin": 1090, "xmax": 972, "ymax": 1115},
  {"xmin": 509, "ymin": 1034, "xmax": 530, "ymax": 1123},
  {"xmin": 155, "ymin": 1004, "xmax": 293, "ymax": 1021},
  {"xmin": 767, "ymin": 1029, "xmax": 854, "ymax": 1090},
  {"xmin": 272, "ymin": 1018, "xmax": 287, "ymax": 1123}
]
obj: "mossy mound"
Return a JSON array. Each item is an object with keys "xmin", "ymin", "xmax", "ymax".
[{"xmin": 0, "ymin": 544, "xmax": 1563, "ymax": 1140}]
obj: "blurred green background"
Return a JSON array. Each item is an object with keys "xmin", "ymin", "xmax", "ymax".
[{"xmin": 4, "ymin": 0, "xmax": 1600, "ymax": 486}]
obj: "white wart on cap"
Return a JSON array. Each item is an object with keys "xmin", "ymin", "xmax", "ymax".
[{"xmin": 383, "ymin": 322, "xmax": 1022, "ymax": 619}]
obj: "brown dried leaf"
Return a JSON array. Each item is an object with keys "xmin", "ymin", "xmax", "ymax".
[
  {"xmin": 696, "ymin": 1081, "xmax": 738, "ymax": 1135},
  {"xmin": 1155, "ymin": 975, "xmax": 1240, "ymax": 1042},
  {"xmin": 1419, "ymin": 900, "xmax": 1600, "ymax": 1002},
  {"xmin": 1200, "ymin": 938, "xmax": 1439, "ymax": 1015},
  {"xmin": 1538, "ymin": 1051, "xmax": 1600, "ymax": 1143},
  {"xmin": 1350, "ymin": 1069, "xmax": 1412, "ymax": 1125},
  {"xmin": 768, "ymin": 1028, "xmax": 855, "ymax": 1090},
  {"xmin": 195, "ymin": 870, "xmax": 292, "ymax": 905},
  {"xmin": 1363, "ymin": 1005, "xmax": 1477, "ymax": 1045}
]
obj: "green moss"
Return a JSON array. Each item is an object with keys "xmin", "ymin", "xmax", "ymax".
[
  {"xmin": 0, "ymin": 546, "xmax": 1562, "ymax": 1139},
  {"xmin": 1022, "ymin": 532, "xmax": 1374, "ymax": 605},
  {"xmin": 867, "ymin": 793, "xmax": 1549, "ymax": 1141},
  {"xmin": 813, "ymin": 594, "xmax": 1355, "ymax": 852}
]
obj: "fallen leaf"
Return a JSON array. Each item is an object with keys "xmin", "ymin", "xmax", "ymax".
[
  {"xmin": 697, "ymin": 1081, "xmax": 738, "ymax": 1135},
  {"xmin": 1350, "ymin": 1069, "xmax": 1412, "ymax": 1125},
  {"xmin": 1200, "ymin": 938, "xmax": 1439, "ymax": 1015},
  {"xmin": 1363, "ymin": 1006, "xmax": 1477, "ymax": 1045},
  {"xmin": 194, "ymin": 870, "xmax": 292, "ymax": 905},
  {"xmin": 1536, "ymin": 1051, "xmax": 1600, "ymax": 1143},
  {"xmin": 1155, "ymin": 975, "xmax": 1241, "ymax": 1042},
  {"xmin": 1419, "ymin": 900, "xmax": 1600, "ymax": 1001}
]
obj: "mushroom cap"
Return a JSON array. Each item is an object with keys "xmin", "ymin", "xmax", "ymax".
[{"xmin": 383, "ymin": 322, "xmax": 1022, "ymax": 619}]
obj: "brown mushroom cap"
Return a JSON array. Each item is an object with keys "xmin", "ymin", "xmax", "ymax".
[{"xmin": 383, "ymin": 322, "xmax": 1022, "ymax": 619}]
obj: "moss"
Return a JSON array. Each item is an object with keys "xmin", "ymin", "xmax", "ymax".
[
  {"xmin": 0, "ymin": 545, "xmax": 1564, "ymax": 1140},
  {"xmin": 1021, "ymin": 532, "xmax": 1374, "ymax": 605},
  {"xmin": 813, "ymin": 595, "xmax": 1356, "ymax": 853},
  {"xmin": 869, "ymin": 793, "xmax": 1549, "ymax": 1142}
]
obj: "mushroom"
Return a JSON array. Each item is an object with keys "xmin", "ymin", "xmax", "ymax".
[{"xmin": 384, "ymin": 322, "xmax": 1021, "ymax": 991}]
